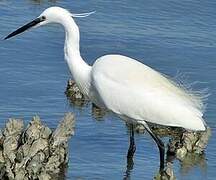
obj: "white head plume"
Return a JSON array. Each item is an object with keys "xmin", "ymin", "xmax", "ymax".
[{"xmin": 70, "ymin": 11, "xmax": 96, "ymax": 18}]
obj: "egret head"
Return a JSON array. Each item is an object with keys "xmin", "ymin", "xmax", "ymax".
[{"xmin": 4, "ymin": 6, "xmax": 95, "ymax": 40}]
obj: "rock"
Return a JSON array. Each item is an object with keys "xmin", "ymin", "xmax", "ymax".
[
  {"xmin": 44, "ymin": 147, "xmax": 65, "ymax": 174},
  {"xmin": 180, "ymin": 127, "xmax": 211, "ymax": 155},
  {"xmin": 26, "ymin": 151, "xmax": 46, "ymax": 178},
  {"xmin": 51, "ymin": 113, "xmax": 75, "ymax": 148},
  {"xmin": 65, "ymin": 79, "xmax": 87, "ymax": 106},
  {"xmin": 14, "ymin": 168, "xmax": 27, "ymax": 180},
  {"xmin": 182, "ymin": 131, "xmax": 197, "ymax": 152},
  {"xmin": 167, "ymin": 137, "xmax": 181, "ymax": 155},
  {"xmin": 0, "ymin": 130, "xmax": 4, "ymax": 145},
  {"xmin": 167, "ymin": 126, "xmax": 211, "ymax": 163},
  {"xmin": 134, "ymin": 124, "xmax": 145, "ymax": 134},
  {"xmin": 38, "ymin": 173, "xmax": 51, "ymax": 180},
  {"xmin": 3, "ymin": 119, "xmax": 24, "ymax": 163},
  {"xmin": 0, "ymin": 151, "xmax": 5, "ymax": 163},
  {"xmin": 193, "ymin": 127, "xmax": 211, "ymax": 154},
  {"xmin": 3, "ymin": 136, "xmax": 18, "ymax": 161},
  {"xmin": 3, "ymin": 118, "xmax": 24, "ymax": 137},
  {"xmin": 23, "ymin": 115, "xmax": 44, "ymax": 143},
  {"xmin": 65, "ymin": 79, "xmax": 109, "ymax": 120},
  {"xmin": 0, "ymin": 113, "xmax": 75, "ymax": 180},
  {"xmin": 2, "ymin": 119, "xmax": 24, "ymax": 179},
  {"xmin": 0, "ymin": 151, "xmax": 6, "ymax": 179},
  {"xmin": 91, "ymin": 103, "xmax": 107, "ymax": 119},
  {"xmin": 176, "ymin": 146, "xmax": 187, "ymax": 160},
  {"xmin": 164, "ymin": 162, "xmax": 175, "ymax": 180},
  {"xmin": 154, "ymin": 162, "xmax": 176, "ymax": 180}
]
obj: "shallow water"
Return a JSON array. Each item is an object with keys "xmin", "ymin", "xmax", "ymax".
[{"xmin": 0, "ymin": 0, "xmax": 216, "ymax": 179}]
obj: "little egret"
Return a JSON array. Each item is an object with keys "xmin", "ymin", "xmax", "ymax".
[{"xmin": 5, "ymin": 7, "xmax": 207, "ymax": 171}]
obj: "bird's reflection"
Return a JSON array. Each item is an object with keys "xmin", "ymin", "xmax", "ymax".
[{"xmin": 65, "ymin": 80, "xmax": 208, "ymax": 180}]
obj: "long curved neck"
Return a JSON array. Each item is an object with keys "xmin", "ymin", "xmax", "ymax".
[{"xmin": 63, "ymin": 16, "xmax": 91, "ymax": 97}]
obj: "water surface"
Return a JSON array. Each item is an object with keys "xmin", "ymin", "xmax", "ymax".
[{"xmin": 0, "ymin": 0, "xmax": 216, "ymax": 179}]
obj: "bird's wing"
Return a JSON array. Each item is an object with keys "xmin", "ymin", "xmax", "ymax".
[{"xmin": 91, "ymin": 55, "xmax": 206, "ymax": 131}]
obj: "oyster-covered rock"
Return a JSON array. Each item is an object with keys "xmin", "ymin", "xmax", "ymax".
[{"xmin": 0, "ymin": 113, "xmax": 75, "ymax": 180}]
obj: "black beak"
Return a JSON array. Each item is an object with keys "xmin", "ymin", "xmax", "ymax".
[{"xmin": 4, "ymin": 16, "xmax": 45, "ymax": 40}]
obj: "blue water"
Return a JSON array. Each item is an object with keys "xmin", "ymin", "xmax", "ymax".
[{"xmin": 0, "ymin": 0, "xmax": 216, "ymax": 179}]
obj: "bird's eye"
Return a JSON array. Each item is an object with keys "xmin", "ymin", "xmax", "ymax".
[{"xmin": 41, "ymin": 16, "xmax": 46, "ymax": 20}]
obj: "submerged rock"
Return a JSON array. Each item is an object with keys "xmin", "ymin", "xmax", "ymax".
[
  {"xmin": 65, "ymin": 79, "xmax": 87, "ymax": 106},
  {"xmin": 91, "ymin": 103, "xmax": 107, "ymax": 120},
  {"xmin": 65, "ymin": 79, "xmax": 108, "ymax": 119},
  {"xmin": 0, "ymin": 113, "xmax": 75, "ymax": 180},
  {"xmin": 154, "ymin": 162, "xmax": 176, "ymax": 180},
  {"xmin": 167, "ymin": 127, "xmax": 211, "ymax": 160},
  {"xmin": 193, "ymin": 127, "xmax": 211, "ymax": 154}
]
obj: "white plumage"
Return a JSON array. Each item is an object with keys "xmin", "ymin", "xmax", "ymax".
[
  {"xmin": 91, "ymin": 54, "xmax": 206, "ymax": 131},
  {"xmin": 5, "ymin": 7, "xmax": 207, "ymax": 171}
]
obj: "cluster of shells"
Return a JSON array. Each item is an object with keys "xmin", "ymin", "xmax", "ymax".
[{"xmin": 0, "ymin": 113, "xmax": 75, "ymax": 180}]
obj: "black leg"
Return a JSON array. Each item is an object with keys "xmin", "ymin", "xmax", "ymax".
[
  {"xmin": 124, "ymin": 124, "xmax": 136, "ymax": 180},
  {"xmin": 127, "ymin": 124, "xmax": 136, "ymax": 159},
  {"xmin": 143, "ymin": 123, "xmax": 165, "ymax": 171},
  {"xmin": 124, "ymin": 155, "xmax": 134, "ymax": 180}
]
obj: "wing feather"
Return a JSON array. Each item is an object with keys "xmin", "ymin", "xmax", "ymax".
[{"xmin": 91, "ymin": 55, "xmax": 206, "ymax": 131}]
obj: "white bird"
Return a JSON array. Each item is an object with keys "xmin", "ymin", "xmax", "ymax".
[{"xmin": 5, "ymin": 6, "xmax": 207, "ymax": 171}]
